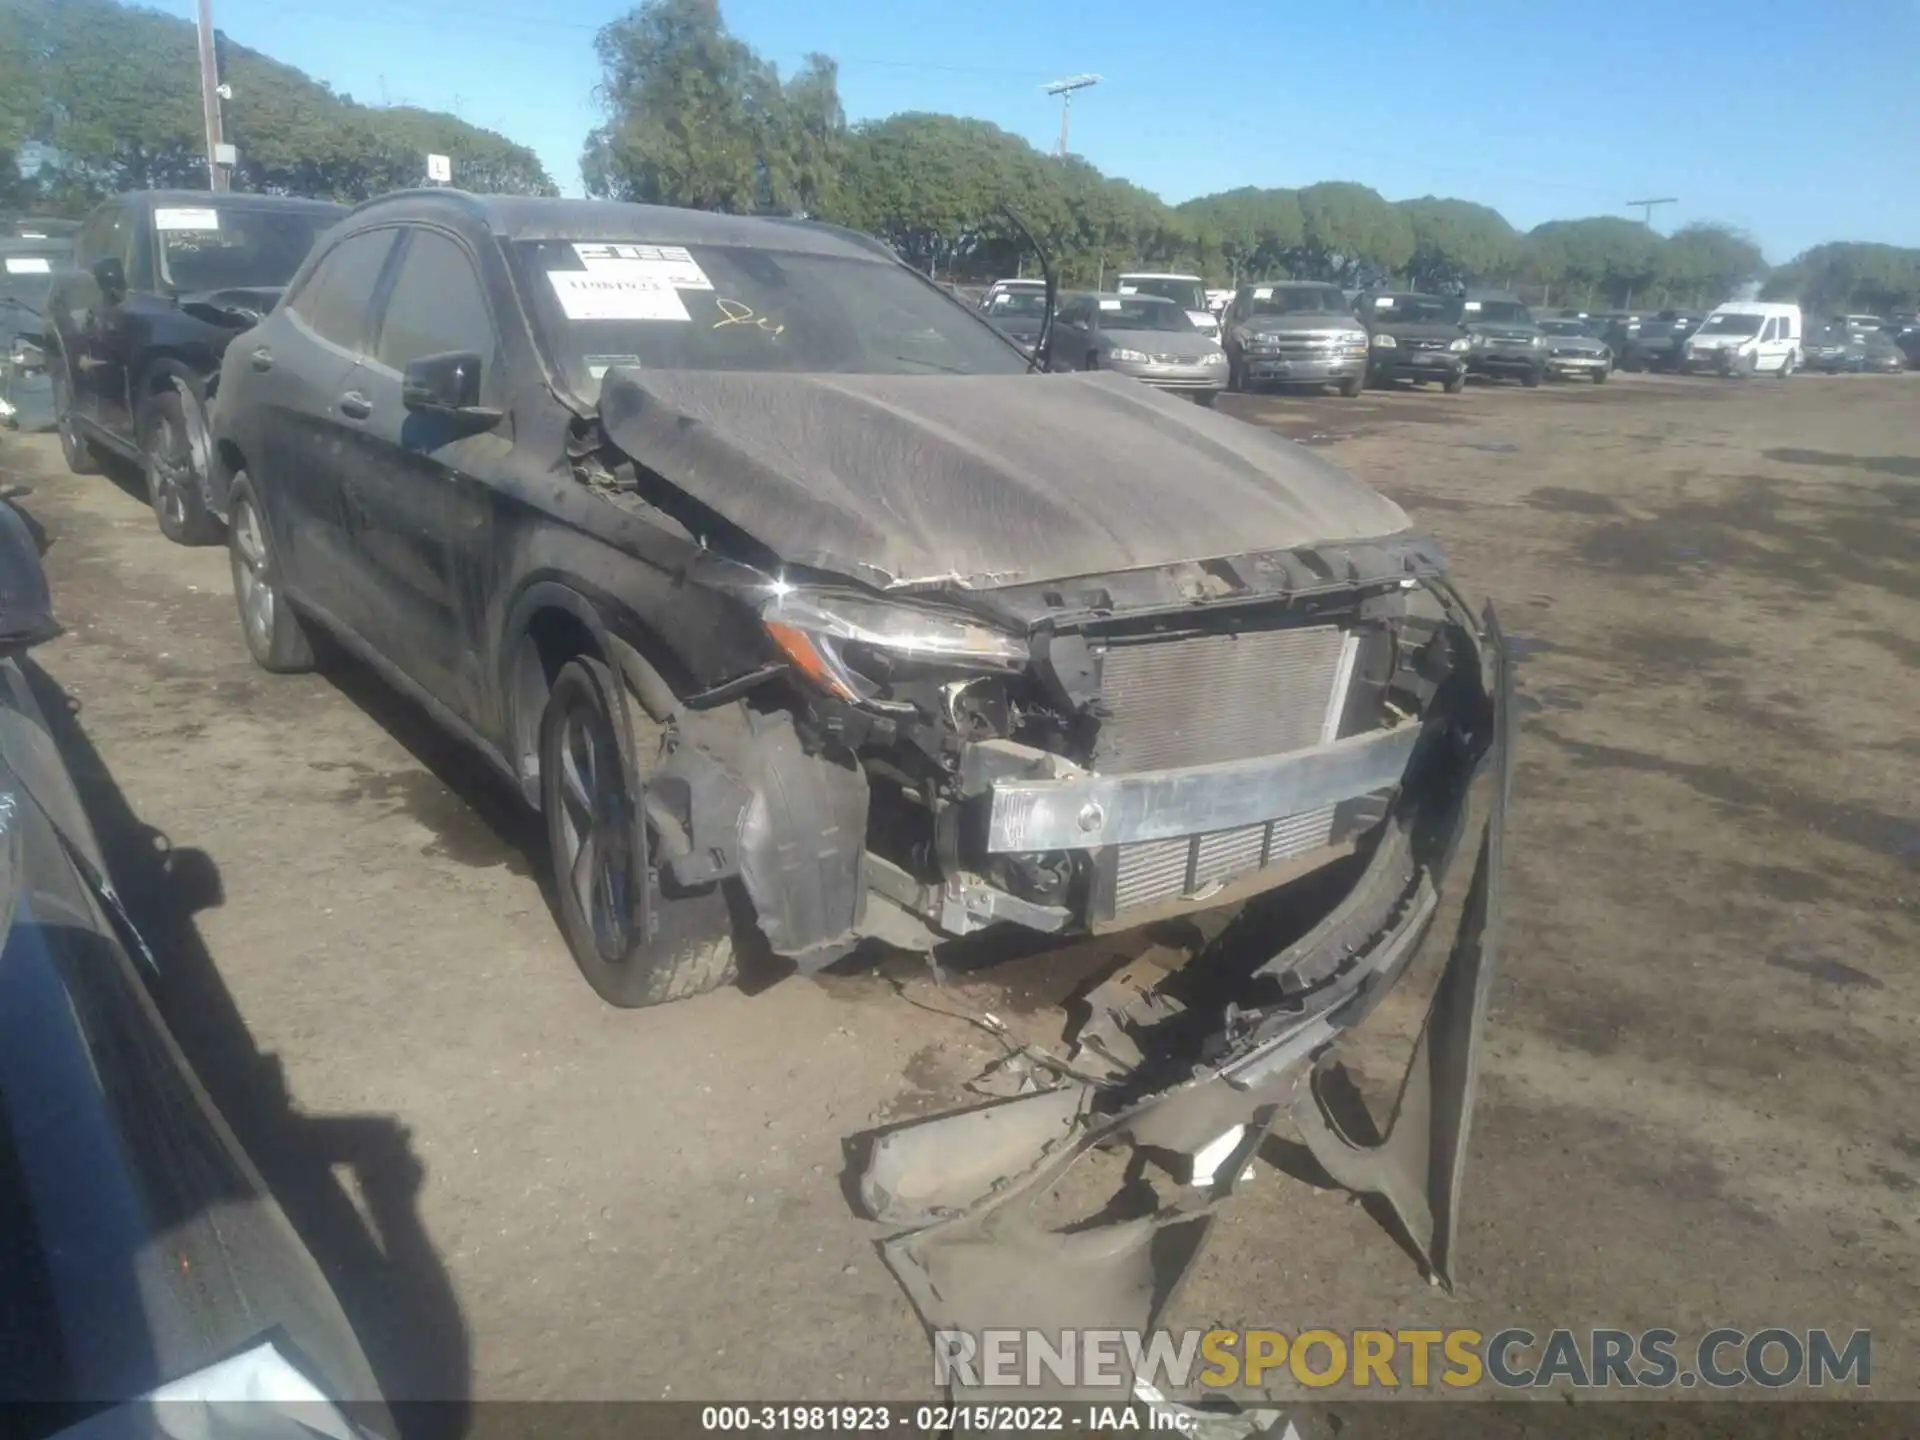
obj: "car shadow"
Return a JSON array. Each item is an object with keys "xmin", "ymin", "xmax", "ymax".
[{"xmin": 21, "ymin": 659, "xmax": 473, "ymax": 1433}]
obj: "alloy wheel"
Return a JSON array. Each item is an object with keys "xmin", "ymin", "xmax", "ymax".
[
  {"xmin": 551, "ymin": 697, "xmax": 638, "ymax": 963},
  {"xmin": 230, "ymin": 500, "xmax": 276, "ymax": 656},
  {"xmin": 148, "ymin": 408, "xmax": 191, "ymax": 530}
]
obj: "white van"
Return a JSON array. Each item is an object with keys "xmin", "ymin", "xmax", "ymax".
[
  {"xmin": 1115, "ymin": 272, "xmax": 1220, "ymax": 339},
  {"xmin": 1680, "ymin": 302, "xmax": 1802, "ymax": 377}
]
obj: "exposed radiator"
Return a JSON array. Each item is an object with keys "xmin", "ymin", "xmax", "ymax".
[{"xmin": 1097, "ymin": 623, "xmax": 1359, "ymax": 915}]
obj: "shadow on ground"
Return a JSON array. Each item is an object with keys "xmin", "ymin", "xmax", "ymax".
[{"xmin": 23, "ymin": 659, "xmax": 473, "ymax": 1429}]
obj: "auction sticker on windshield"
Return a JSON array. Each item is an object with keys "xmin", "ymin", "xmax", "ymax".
[
  {"xmin": 4, "ymin": 257, "xmax": 50, "ymax": 274},
  {"xmin": 154, "ymin": 207, "xmax": 221, "ymax": 232},
  {"xmin": 574, "ymin": 242, "xmax": 713, "ymax": 290},
  {"xmin": 548, "ymin": 270, "xmax": 691, "ymax": 322}
]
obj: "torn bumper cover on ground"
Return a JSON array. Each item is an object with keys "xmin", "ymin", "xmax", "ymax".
[{"xmin": 853, "ymin": 599, "xmax": 1514, "ymax": 1406}]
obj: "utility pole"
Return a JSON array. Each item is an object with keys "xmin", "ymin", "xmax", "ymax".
[
  {"xmin": 1627, "ymin": 196, "xmax": 1676, "ymax": 228},
  {"xmin": 1043, "ymin": 75, "xmax": 1101, "ymax": 157},
  {"xmin": 195, "ymin": 0, "xmax": 228, "ymax": 190}
]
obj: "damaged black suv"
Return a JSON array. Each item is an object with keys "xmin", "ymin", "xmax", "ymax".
[{"xmin": 208, "ymin": 192, "xmax": 1511, "ymax": 1043}]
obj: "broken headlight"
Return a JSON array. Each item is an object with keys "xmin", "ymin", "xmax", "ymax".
[{"xmin": 763, "ymin": 588, "xmax": 1027, "ymax": 704}]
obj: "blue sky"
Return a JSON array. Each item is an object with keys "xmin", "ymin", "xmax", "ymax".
[{"xmin": 155, "ymin": 0, "xmax": 1917, "ymax": 262}]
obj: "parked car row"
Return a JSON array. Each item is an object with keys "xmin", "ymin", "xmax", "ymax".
[{"xmin": 33, "ymin": 187, "xmax": 1509, "ymax": 1044}]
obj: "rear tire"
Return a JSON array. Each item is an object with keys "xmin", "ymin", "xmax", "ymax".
[
  {"xmin": 52, "ymin": 368, "xmax": 100, "ymax": 476},
  {"xmin": 227, "ymin": 475, "xmax": 316, "ymax": 673},
  {"xmin": 540, "ymin": 657, "xmax": 738, "ymax": 1007},
  {"xmin": 1777, "ymin": 351, "xmax": 1796, "ymax": 379},
  {"xmin": 141, "ymin": 390, "xmax": 223, "ymax": 546}
]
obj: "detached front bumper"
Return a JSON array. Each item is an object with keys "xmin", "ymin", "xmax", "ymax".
[
  {"xmin": 1546, "ymin": 352, "xmax": 1608, "ymax": 376},
  {"xmin": 856, "ymin": 597, "xmax": 1514, "ymax": 1406},
  {"xmin": 1467, "ymin": 345, "xmax": 1544, "ymax": 377},
  {"xmin": 1372, "ymin": 350, "xmax": 1465, "ymax": 382}
]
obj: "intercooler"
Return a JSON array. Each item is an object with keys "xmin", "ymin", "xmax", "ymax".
[{"xmin": 1093, "ymin": 623, "xmax": 1360, "ymax": 915}]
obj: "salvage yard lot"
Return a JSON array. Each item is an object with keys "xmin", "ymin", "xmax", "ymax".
[{"xmin": 4, "ymin": 369, "xmax": 1916, "ymax": 1401}]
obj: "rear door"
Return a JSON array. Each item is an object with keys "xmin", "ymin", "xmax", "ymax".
[
  {"xmin": 252, "ymin": 228, "xmax": 401, "ymax": 616},
  {"xmin": 68, "ymin": 205, "xmax": 138, "ymax": 436},
  {"xmin": 333, "ymin": 226, "xmax": 502, "ymax": 723}
]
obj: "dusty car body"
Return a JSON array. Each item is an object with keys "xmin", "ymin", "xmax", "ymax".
[
  {"xmin": 1354, "ymin": 291, "xmax": 1472, "ymax": 391},
  {"xmin": 1607, "ymin": 309, "xmax": 1700, "ymax": 372},
  {"xmin": 44, "ymin": 190, "xmax": 345, "ymax": 545},
  {"xmin": 1221, "ymin": 281, "xmax": 1369, "ymax": 396},
  {"xmin": 0, "ymin": 495, "xmax": 389, "ymax": 1433},
  {"xmin": 1049, "ymin": 291, "xmax": 1229, "ymax": 402},
  {"xmin": 979, "ymin": 286, "xmax": 1050, "ymax": 356},
  {"xmin": 1537, "ymin": 316, "xmax": 1612, "ymax": 382}
]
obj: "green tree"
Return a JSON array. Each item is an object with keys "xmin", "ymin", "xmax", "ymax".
[
  {"xmin": 1524, "ymin": 217, "xmax": 1663, "ymax": 306},
  {"xmin": 1397, "ymin": 196, "xmax": 1518, "ymax": 291},
  {"xmin": 1762, "ymin": 242, "xmax": 1920, "ymax": 315},
  {"xmin": 583, "ymin": 0, "xmax": 836, "ymax": 213},
  {"xmin": 1290, "ymin": 181, "xmax": 1412, "ymax": 285},
  {"xmin": 1655, "ymin": 223, "xmax": 1766, "ymax": 306}
]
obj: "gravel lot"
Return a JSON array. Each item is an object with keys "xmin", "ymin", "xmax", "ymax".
[{"xmin": 3, "ymin": 369, "xmax": 1915, "ymax": 1404}]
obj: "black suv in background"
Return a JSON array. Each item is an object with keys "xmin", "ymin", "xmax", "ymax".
[
  {"xmin": 1447, "ymin": 292, "xmax": 1545, "ymax": 386},
  {"xmin": 45, "ymin": 191, "xmax": 344, "ymax": 543},
  {"xmin": 1607, "ymin": 310, "xmax": 1701, "ymax": 372},
  {"xmin": 1353, "ymin": 291, "xmax": 1472, "ymax": 391}
]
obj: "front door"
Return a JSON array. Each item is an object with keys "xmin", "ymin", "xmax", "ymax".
[
  {"xmin": 69, "ymin": 205, "xmax": 138, "ymax": 437},
  {"xmin": 334, "ymin": 227, "xmax": 501, "ymax": 725},
  {"xmin": 1757, "ymin": 317, "xmax": 1791, "ymax": 372},
  {"xmin": 252, "ymin": 228, "xmax": 402, "ymax": 615}
]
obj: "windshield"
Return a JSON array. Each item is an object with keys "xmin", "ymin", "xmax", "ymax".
[
  {"xmin": 1364, "ymin": 294, "xmax": 1453, "ymax": 324},
  {"xmin": 1538, "ymin": 319, "xmax": 1592, "ymax": 337},
  {"xmin": 987, "ymin": 291, "xmax": 1049, "ymax": 319},
  {"xmin": 154, "ymin": 205, "xmax": 339, "ymax": 292},
  {"xmin": 1118, "ymin": 277, "xmax": 1205, "ymax": 311},
  {"xmin": 1456, "ymin": 299, "xmax": 1532, "ymax": 325},
  {"xmin": 1097, "ymin": 297, "xmax": 1195, "ymax": 332},
  {"xmin": 513, "ymin": 239, "xmax": 1029, "ymax": 396},
  {"xmin": 1, "ymin": 244, "xmax": 67, "ymax": 322},
  {"xmin": 1245, "ymin": 286, "xmax": 1348, "ymax": 317},
  {"xmin": 1695, "ymin": 313, "xmax": 1764, "ymax": 337}
]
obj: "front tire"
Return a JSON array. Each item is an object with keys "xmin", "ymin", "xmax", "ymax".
[
  {"xmin": 1778, "ymin": 351, "xmax": 1796, "ymax": 379},
  {"xmin": 540, "ymin": 657, "xmax": 737, "ymax": 1008},
  {"xmin": 227, "ymin": 476, "xmax": 316, "ymax": 673},
  {"xmin": 1442, "ymin": 369, "xmax": 1467, "ymax": 394},
  {"xmin": 141, "ymin": 390, "xmax": 223, "ymax": 545},
  {"xmin": 1522, "ymin": 366, "xmax": 1543, "ymax": 388},
  {"xmin": 1194, "ymin": 390, "xmax": 1218, "ymax": 408},
  {"xmin": 51, "ymin": 368, "xmax": 100, "ymax": 475},
  {"xmin": 1338, "ymin": 373, "xmax": 1364, "ymax": 398},
  {"xmin": 1592, "ymin": 366, "xmax": 1609, "ymax": 384}
]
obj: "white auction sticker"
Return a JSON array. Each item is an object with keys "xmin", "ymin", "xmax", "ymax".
[
  {"xmin": 1464, "ymin": 300, "xmax": 1483, "ymax": 312},
  {"xmin": 1099, "ymin": 298, "xmax": 1122, "ymax": 310},
  {"xmin": 548, "ymin": 270, "xmax": 690, "ymax": 322},
  {"xmin": 4, "ymin": 256, "xmax": 51, "ymax": 275},
  {"xmin": 1117, "ymin": 284, "xmax": 1138, "ymax": 294},
  {"xmin": 1253, "ymin": 286, "xmax": 1273, "ymax": 299},
  {"xmin": 1374, "ymin": 296, "xmax": 1394, "ymax": 308},
  {"xmin": 155, "ymin": 207, "xmax": 221, "ymax": 232},
  {"xmin": 573, "ymin": 242, "xmax": 712, "ymax": 290}
]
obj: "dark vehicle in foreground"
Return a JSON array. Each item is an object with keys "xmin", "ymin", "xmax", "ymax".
[
  {"xmin": 1804, "ymin": 325, "xmax": 1868, "ymax": 372},
  {"xmin": 1049, "ymin": 291, "xmax": 1228, "ymax": 402},
  {"xmin": 1354, "ymin": 291, "xmax": 1472, "ymax": 391},
  {"xmin": 1221, "ymin": 281, "xmax": 1368, "ymax": 396},
  {"xmin": 1857, "ymin": 330, "xmax": 1906, "ymax": 372},
  {"xmin": 1447, "ymin": 292, "xmax": 1545, "ymax": 386},
  {"xmin": 1606, "ymin": 310, "xmax": 1700, "ymax": 372},
  {"xmin": 1536, "ymin": 317, "xmax": 1611, "ymax": 382},
  {"xmin": 44, "ymin": 191, "xmax": 345, "ymax": 544},
  {"xmin": 979, "ymin": 286, "xmax": 1049, "ymax": 356},
  {"xmin": 209, "ymin": 192, "xmax": 1511, "ymax": 1398},
  {"xmin": 1, "ymin": 233, "xmax": 69, "ymax": 432},
  {"xmin": 0, "ymin": 495, "xmax": 388, "ymax": 1431}
]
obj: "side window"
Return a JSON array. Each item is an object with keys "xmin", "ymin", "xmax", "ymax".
[
  {"xmin": 373, "ymin": 230, "xmax": 497, "ymax": 377},
  {"xmin": 1760, "ymin": 318, "xmax": 1779, "ymax": 342},
  {"xmin": 290, "ymin": 230, "xmax": 398, "ymax": 353},
  {"xmin": 76, "ymin": 207, "xmax": 131, "ymax": 270}
]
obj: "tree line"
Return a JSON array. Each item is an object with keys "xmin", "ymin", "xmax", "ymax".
[
  {"xmin": 6, "ymin": 0, "xmax": 1915, "ymax": 317},
  {"xmin": 0, "ymin": 0, "xmax": 555, "ymax": 211}
]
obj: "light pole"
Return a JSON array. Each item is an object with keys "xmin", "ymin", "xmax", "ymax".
[
  {"xmin": 196, "ymin": 0, "xmax": 229, "ymax": 190},
  {"xmin": 1044, "ymin": 74, "xmax": 1101, "ymax": 157},
  {"xmin": 1627, "ymin": 197, "xmax": 1677, "ymax": 228}
]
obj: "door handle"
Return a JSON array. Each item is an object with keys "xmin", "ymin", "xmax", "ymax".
[
  {"xmin": 250, "ymin": 347, "xmax": 273, "ymax": 372},
  {"xmin": 338, "ymin": 390, "xmax": 372, "ymax": 420}
]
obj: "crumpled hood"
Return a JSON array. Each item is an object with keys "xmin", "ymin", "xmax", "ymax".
[
  {"xmin": 596, "ymin": 368, "xmax": 1411, "ymax": 590},
  {"xmin": 1545, "ymin": 334, "xmax": 1608, "ymax": 354},
  {"xmin": 1465, "ymin": 323, "xmax": 1538, "ymax": 342}
]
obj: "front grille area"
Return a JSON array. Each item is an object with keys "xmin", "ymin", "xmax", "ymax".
[
  {"xmin": 1407, "ymin": 337, "xmax": 1450, "ymax": 351},
  {"xmin": 1094, "ymin": 624, "xmax": 1361, "ymax": 915}
]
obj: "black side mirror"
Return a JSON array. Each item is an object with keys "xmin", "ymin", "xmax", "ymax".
[
  {"xmin": 402, "ymin": 351, "xmax": 502, "ymax": 440},
  {"xmin": 91, "ymin": 256, "xmax": 127, "ymax": 301}
]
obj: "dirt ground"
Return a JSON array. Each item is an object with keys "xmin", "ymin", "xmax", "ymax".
[{"xmin": 2, "ymin": 368, "xmax": 1915, "ymax": 1405}]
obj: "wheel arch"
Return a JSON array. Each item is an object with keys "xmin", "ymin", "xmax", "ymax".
[{"xmin": 501, "ymin": 580, "xmax": 683, "ymax": 808}]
